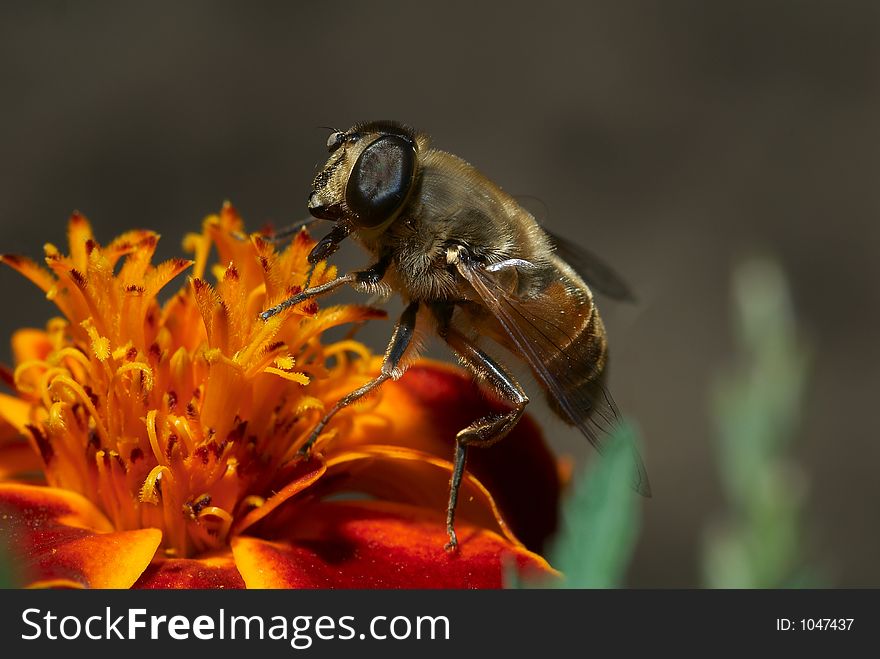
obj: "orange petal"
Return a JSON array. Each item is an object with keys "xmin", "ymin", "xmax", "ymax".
[
  {"xmin": 11, "ymin": 328, "xmax": 53, "ymax": 364},
  {"xmin": 0, "ymin": 392, "xmax": 32, "ymax": 433},
  {"xmin": 0, "ymin": 254, "xmax": 56, "ymax": 294},
  {"xmin": 232, "ymin": 456, "xmax": 326, "ymax": 536},
  {"xmin": 133, "ymin": 553, "xmax": 245, "ymax": 589},
  {"xmin": 0, "ymin": 483, "xmax": 161, "ymax": 588},
  {"xmin": 231, "ymin": 501, "xmax": 555, "ymax": 589},
  {"xmin": 104, "ymin": 229, "xmax": 160, "ymax": 267},
  {"xmin": 66, "ymin": 211, "xmax": 94, "ymax": 272},
  {"xmin": 344, "ymin": 361, "xmax": 561, "ymax": 552}
]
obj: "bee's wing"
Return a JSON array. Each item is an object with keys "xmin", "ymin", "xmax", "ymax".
[
  {"xmin": 456, "ymin": 257, "xmax": 651, "ymax": 496},
  {"xmin": 543, "ymin": 228, "xmax": 636, "ymax": 302}
]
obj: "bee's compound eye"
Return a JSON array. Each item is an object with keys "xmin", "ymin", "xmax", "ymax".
[
  {"xmin": 345, "ymin": 135, "xmax": 416, "ymax": 228},
  {"xmin": 327, "ymin": 131, "xmax": 345, "ymax": 152}
]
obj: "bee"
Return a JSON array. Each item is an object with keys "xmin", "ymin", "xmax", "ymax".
[{"xmin": 263, "ymin": 121, "xmax": 650, "ymax": 549}]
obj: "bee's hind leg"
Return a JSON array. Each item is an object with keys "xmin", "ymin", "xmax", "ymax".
[
  {"xmin": 297, "ymin": 300, "xmax": 420, "ymax": 457},
  {"xmin": 440, "ymin": 327, "xmax": 529, "ymax": 551}
]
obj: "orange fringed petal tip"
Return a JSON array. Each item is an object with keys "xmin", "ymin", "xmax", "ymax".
[{"xmin": 0, "ymin": 206, "xmax": 560, "ymax": 588}]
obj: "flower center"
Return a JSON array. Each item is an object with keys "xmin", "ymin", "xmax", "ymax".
[{"xmin": 5, "ymin": 206, "xmax": 383, "ymax": 558}]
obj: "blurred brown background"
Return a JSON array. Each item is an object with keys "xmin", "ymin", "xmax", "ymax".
[{"xmin": 0, "ymin": 1, "xmax": 877, "ymax": 586}]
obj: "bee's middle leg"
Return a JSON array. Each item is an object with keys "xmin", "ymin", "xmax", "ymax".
[
  {"xmin": 441, "ymin": 327, "xmax": 528, "ymax": 550},
  {"xmin": 297, "ymin": 300, "xmax": 420, "ymax": 456}
]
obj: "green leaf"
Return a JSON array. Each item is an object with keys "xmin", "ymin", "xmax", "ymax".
[
  {"xmin": 702, "ymin": 258, "xmax": 812, "ymax": 588},
  {"xmin": 0, "ymin": 542, "xmax": 18, "ymax": 589},
  {"xmin": 534, "ymin": 422, "xmax": 642, "ymax": 588}
]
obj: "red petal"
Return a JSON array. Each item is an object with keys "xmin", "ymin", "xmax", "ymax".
[
  {"xmin": 311, "ymin": 445, "xmax": 518, "ymax": 545},
  {"xmin": 0, "ymin": 483, "xmax": 161, "ymax": 588},
  {"xmin": 0, "ymin": 439, "xmax": 42, "ymax": 479},
  {"xmin": 345, "ymin": 361, "xmax": 561, "ymax": 551},
  {"xmin": 133, "ymin": 553, "xmax": 245, "ymax": 589},
  {"xmin": 231, "ymin": 501, "xmax": 555, "ymax": 589}
]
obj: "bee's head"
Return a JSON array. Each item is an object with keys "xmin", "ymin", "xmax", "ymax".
[{"xmin": 308, "ymin": 121, "xmax": 419, "ymax": 234}]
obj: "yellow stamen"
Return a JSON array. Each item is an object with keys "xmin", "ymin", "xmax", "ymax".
[
  {"xmin": 169, "ymin": 415, "xmax": 197, "ymax": 455},
  {"xmin": 145, "ymin": 409, "xmax": 166, "ymax": 466},
  {"xmin": 140, "ymin": 464, "xmax": 171, "ymax": 505},
  {"xmin": 273, "ymin": 355, "xmax": 295, "ymax": 370},
  {"xmin": 52, "ymin": 347, "xmax": 92, "ymax": 370},
  {"xmin": 263, "ymin": 367, "xmax": 310, "ymax": 385},
  {"xmin": 13, "ymin": 360, "xmax": 49, "ymax": 396},
  {"xmin": 113, "ymin": 362, "xmax": 155, "ymax": 394},
  {"xmin": 47, "ymin": 374, "xmax": 110, "ymax": 446},
  {"xmin": 296, "ymin": 396, "xmax": 325, "ymax": 415},
  {"xmin": 197, "ymin": 506, "xmax": 234, "ymax": 543},
  {"xmin": 84, "ymin": 323, "xmax": 110, "ymax": 361},
  {"xmin": 236, "ymin": 315, "xmax": 282, "ymax": 368},
  {"xmin": 239, "ymin": 495, "xmax": 266, "ymax": 511}
]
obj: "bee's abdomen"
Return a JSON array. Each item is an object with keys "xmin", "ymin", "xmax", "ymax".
[{"xmin": 542, "ymin": 299, "xmax": 609, "ymax": 425}]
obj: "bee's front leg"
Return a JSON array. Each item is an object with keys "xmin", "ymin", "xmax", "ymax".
[
  {"xmin": 260, "ymin": 258, "xmax": 391, "ymax": 321},
  {"xmin": 439, "ymin": 325, "xmax": 529, "ymax": 551},
  {"xmin": 260, "ymin": 273, "xmax": 356, "ymax": 320},
  {"xmin": 296, "ymin": 300, "xmax": 420, "ymax": 457}
]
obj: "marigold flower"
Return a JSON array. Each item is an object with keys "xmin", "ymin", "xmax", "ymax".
[{"xmin": 0, "ymin": 204, "xmax": 560, "ymax": 588}]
